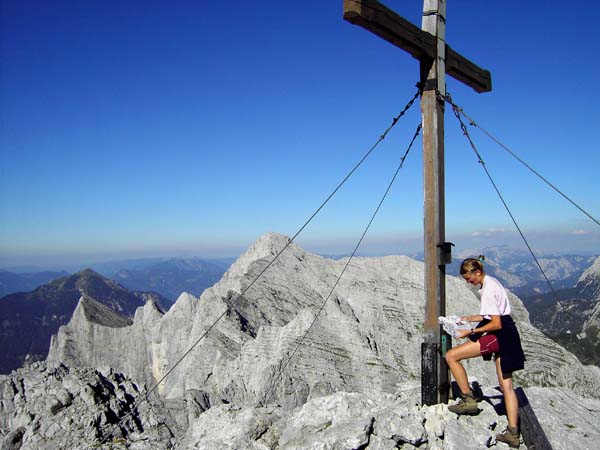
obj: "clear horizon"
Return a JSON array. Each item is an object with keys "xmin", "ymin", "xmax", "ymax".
[{"xmin": 2, "ymin": 1, "xmax": 599, "ymax": 269}]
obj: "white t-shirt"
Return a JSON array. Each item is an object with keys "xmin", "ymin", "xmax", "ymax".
[{"xmin": 478, "ymin": 275, "xmax": 511, "ymax": 319}]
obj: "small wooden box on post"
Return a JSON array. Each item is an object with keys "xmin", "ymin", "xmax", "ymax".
[{"xmin": 343, "ymin": 0, "xmax": 491, "ymax": 405}]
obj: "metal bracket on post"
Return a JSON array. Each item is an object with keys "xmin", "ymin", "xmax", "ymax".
[
  {"xmin": 342, "ymin": 0, "xmax": 492, "ymax": 408},
  {"xmin": 437, "ymin": 241, "xmax": 454, "ymax": 266},
  {"xmin": 422, "ymin": 78, "xmax": 438, "ymax": 91},
  {"xmin": 440, "ymin": 333, "xmax": 449, "ymax": 357}
]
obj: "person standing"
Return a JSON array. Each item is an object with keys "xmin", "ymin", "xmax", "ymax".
[{"xmin": 445, "ymin": 256, "xmax": 526, "ymax": 449}]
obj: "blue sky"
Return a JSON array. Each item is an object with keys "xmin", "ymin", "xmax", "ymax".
[{"xmin": 1, "ymin": 0, "xmax": 599, "ymax": 269}]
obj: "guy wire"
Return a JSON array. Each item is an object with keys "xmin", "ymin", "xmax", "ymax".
[
  {"xmin": 448, "ymin": 96, "xmax": 600, "ymax": 228},
  {"xmin": 446, "ymin": 92, "xmax": 561, "ymax": 304},
  {"xmin": 95, "ymin": 88, "xmax": 422, "ymax": 445},
  {"xmin": 257, "ymin": 122, "xmax": 422, "ymax": 408}
]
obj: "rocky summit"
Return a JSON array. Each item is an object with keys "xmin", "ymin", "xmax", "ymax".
[
  {"xmin": 2, "ymin": 361, "xmax": 599, "ymax": 450},
  {"xmin": 2, "ymin": 232, "xmax": 600, "ymax": 449},
  {"xmin": 0, "ymin": 268, "xmax": 168, "ymax": 374},
  {"xmin": 0, "ymin": 361, "xmax": 173, "ymax": 449}
]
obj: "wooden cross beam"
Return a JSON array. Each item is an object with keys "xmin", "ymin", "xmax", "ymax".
[
  {"xmin": 343, "ymin": 0, "xmax": 492, "ymax": 406},
  {"xmin": 343, "ymin": 0, "xmax": 491, "ymax": 93}
]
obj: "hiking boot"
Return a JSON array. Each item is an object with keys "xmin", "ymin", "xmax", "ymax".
[
  {"xmin": 496, "ymin": 426, "xmax": 520, "ymax": 448},
  {"xmin": 447, "ymin": 392, "xmax": 480, "ymax": 415}
]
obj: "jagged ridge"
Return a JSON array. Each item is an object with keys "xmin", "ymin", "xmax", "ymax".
[{"xmin": 48, "ymin": 233, "xmax": 600, "ymax": 406}]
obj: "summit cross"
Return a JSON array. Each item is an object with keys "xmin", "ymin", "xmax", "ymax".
[{"xmin": 343, "ymin": 0, "xmax": 492, "ymax": 405}]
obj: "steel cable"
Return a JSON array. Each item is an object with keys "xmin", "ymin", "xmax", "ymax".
[
  {"xmin": 257, "ymin": 122, "xmax": 422, "ymax": 408},
  {"xmin": 94, "ymin": 88, "xmax": 422, "ymax": 445},
  {"xmin": 445, "ymin": 92, "xmax": 561, "ymax": 303},
  {"xmin": 447, "ymin": 97, "xmax": 600, "ymax": 228}
]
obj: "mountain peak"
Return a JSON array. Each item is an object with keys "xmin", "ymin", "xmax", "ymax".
[
  {"xmin": 76, "ymin": 267, "xmax": 100, "ymax": 277},
  {"xmin": 46, "ymin": 235, "xmax": 600, "ymax": 413},
  {"xmin": 0, "ymin": 267, "xmax": 146, "ymax": 373},
  {"xmin": 75, "ymin": 295, "xmax": 133, "ymax": 328},
  {"xmin": 248, "ymin": 232, "xmax": 293, "ymax": 257},
  {"xmin": 220, "ymin": 232, "xmax": 306, "ymax": 284},
  {"xmin": 54, "ymin": 268, "xmax": 114, "ymax": 292},
  {"xmin": 578, "ymin": 255, "xmax": 600, "ymax": 283}
]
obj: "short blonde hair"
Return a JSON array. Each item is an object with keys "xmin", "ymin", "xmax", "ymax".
[{"xmin": 460, "ymin": 255, "xmax": 485, "ymax": 275}]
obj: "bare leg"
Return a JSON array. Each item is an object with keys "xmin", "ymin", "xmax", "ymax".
[
  {"xmin": 495, "ymin": 357, "xmax": 519, "ymax": 428},
  {"xmin": 445, "ymin": 340, "xmax": 481, "ymax": 394},
  {"xmin": 495, "ymin": 354, "xmax": 504, "ymax": 393}
]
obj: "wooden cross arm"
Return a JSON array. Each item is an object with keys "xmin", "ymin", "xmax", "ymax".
[{"xmin": 343, "ymin": 0, "xmax": 492, "ymax": 93}]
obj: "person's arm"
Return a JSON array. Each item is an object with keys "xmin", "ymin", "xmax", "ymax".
[
  {"xmin": 472, "ymin": 315, "xmax": 502, "ymax": 334},
  {"xmin": 461, "ymin": 314, "xmax": 484, "ymax": 323},
  {"xmin": 456, "ymin": 315, "xmax": 502, "ymax": 339}
]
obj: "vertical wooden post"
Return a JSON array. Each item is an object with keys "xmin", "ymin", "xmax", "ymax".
[
  {"xmin": 343, "ymin": 0, "xmax": 490, "ymax": 405},
  {"xmin": 420, "ymin": 0, "xmax": 450, "ymax": 406}
]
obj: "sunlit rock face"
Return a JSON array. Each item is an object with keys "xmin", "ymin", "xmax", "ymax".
[
  {"xmin": 0, "ymin": 268, "xmax": 166, "ymax": 374},
  {"xmin": 175, "ymin": 387, "xmax": 600, "ymax": 450},
  {"xmin": 0, "ymin": 362, "xmax": 173, "ymax": 450},
  {"xmin": 47, "ymin": 232, "xmax": 600, "ymax": 408},
  {"xmin": 3, "ymin": 363, "xmax": 599, "ymax": 450},
  {"xmin": 2, "ymin": 232, "xmax": 597, "ymax": 449}
]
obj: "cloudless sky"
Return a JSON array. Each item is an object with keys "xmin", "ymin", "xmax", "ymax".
[{"xmin": 1, "ymin": 0, "xmax": 599, "ymax": 269}]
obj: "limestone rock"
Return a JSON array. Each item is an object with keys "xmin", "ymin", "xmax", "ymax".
[
  {"xmin": 175, "ymin": 385, "xmax": 600, "ymax": 450},
  {"xmin": 48, "ymin": 233, "xmax": 600, "ymax": 407},
  {"xmin": 0, "ymin": 268, "xmax": 167, "ymax": 374},
  {"xmin": 278, "ymin": 393, "xmax": 377, "ymax": 450},
  {"xmin": 523, "ymin": 386, "xmax": 600, "ymax": 450},
  {"xmin": 0, "ymin": 362, "xmax": 172, "ymax": 450},
  {"xmin": 35, "ymin": 232, "xmax": 600, "ymax": 448}
]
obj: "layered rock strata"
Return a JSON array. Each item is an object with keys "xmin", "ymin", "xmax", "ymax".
[
  {"xmin": 47, "ymin": 233, "xmax": 600, "ymax": 408},
  {"xmin": 0, "ymin": 362, "xmax": 173, "ymax": 450},
  {"xmin": 3, "ymin": 362, "xmax": 599, "ymax": 450}
]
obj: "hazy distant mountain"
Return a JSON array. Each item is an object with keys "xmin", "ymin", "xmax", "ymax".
[
  {"xmin": 89, "ymin": 257, "xmax": 172, "ymax": 276},
  {"xmin": 448, "ymin": 246, "xmax": 597, "ymax": 297},
  {"xmin": 0, "ymin": 268, "xmax": 168, "ymax": 374},
  {"xmin": 0, "ymin": 270, "xmax": 68, "ymax": 297},
  {"xmin": 110, "ymin": 257, "xmax": 233, "ymax": 301},
  {"xmin": 524, "ymin": 256, "xmax": 600, "ymax": 366}
]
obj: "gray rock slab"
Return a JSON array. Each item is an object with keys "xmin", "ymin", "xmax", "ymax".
[
  {"xmin": 0, "ymin": 362, "xmax": 172, "ymax": 450},
  {"xmin": 47, "ymin": 232, "xmax": 600, "ymax": 409},
  {"xmin": 177, "ymin": 404, "xmax": 282, "ymax": 450},
  {"xmin": 523, "ymin": 387, "xmax": 600, "ymax": 450},
  {"xmin": 10, "ymin": 232, "xmax": 598, "ymax": 449}
]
